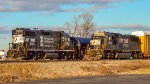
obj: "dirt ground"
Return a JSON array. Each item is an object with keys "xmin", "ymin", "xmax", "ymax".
[{"xmin": 0, "ymin": 60, "xmax": 150, "ymax": 83}]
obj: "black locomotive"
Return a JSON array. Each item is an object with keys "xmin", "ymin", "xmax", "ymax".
[
  {"xmin": 84, "ymin": 31, "xmax": 142, "ymax": 60},
  {"xmin": 7, "ymin": 28, "xmax": 90, "ymax": 60}
]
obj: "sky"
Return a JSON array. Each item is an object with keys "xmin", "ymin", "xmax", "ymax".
[{"xmin": 0, "ymin": 0, "xmax": 150, "ymax": 51}]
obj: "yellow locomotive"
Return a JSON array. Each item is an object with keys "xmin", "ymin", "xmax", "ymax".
[{"xmin": 132, "ymin": 31, "xmax": 150, "ymax": 58}]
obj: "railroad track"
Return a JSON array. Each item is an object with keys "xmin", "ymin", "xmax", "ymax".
[
  {"xmin": 0, "ymin": 59, "xmax": 86, "ymax": 64},
  {"xmin": 0, "ymin": 59, "xmax": 147, "ymax": 64},
  {"xmin": 0, "ymin": 60, "xmax": 62, "ymax": 63}
]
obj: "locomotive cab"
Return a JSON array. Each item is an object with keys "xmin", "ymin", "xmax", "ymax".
[{"xmin": 7, "ymin": 28, "xmax": 31, "ymax": 59}]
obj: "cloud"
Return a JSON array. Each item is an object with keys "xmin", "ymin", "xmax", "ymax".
[
  {"xmin": 0, "ymin": 25, "xmax": 11, "ymax": 34},
  {"xmin": 0, "ymin": 36, "xmax": 7, "ymax": 39},
  {"xmin": 0, "ymin": 25, "xmax": 6, "ymax": 30},
  {"xmin": 98, "ymin": 24, "xmax": 150, "ymax": 32},
  {"xmin": 0, "ymin": 25, "xmax": 9, "ymax": 47},
  {"xmin": 0, "ymin": 0, "xmax": 133, "ymax": 13}
]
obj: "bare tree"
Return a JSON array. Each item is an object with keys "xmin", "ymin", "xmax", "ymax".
[
  {"xmin": 64, "ymin": 13, "xmax": 95, "ymax": 37},
  {"xmin": 79, "ymin": 13, "xmax": 95, "ymax": 37},
  {"xmin": 64, "ymin": 16, "xmax": 80, "ymax": 36},
  {"xmin": 64, "ymin": 22, "xmax": 72, "ymax": 34}
]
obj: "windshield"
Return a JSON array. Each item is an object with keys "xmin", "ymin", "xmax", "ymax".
[
  {"xmin": 12, "ymin": 30, "xmax": 23, "ymax": 35},
  {"xmin": 92, "ymin": 36, "xmax": 103, "ymax": 40}
]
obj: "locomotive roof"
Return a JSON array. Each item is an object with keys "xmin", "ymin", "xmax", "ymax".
[
  {"xmin": 132, "ymin": 31, "xmax": 150, "ymax": 36},
  {"xmin": 70, "ymin": 37, "xmax": 90, "ymax": 45},
  {"xmin": 15, "ymin": 28, "xmax": 30, "ymax": 30},
  {"xmin": 93, "ymin": 31, "xmax": 122, "ymax": 36}
]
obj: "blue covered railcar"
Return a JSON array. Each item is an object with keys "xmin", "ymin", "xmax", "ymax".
[{"xmin": 70, "ymin": 37, "xmax": 90, "ymax": 59}]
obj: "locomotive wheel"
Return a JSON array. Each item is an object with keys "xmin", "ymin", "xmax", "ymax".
[
  {"xmin": 71, "ymin": 53, "xmax": 76, "ymax": 60},
  {"xmin": 33, "ymin": 55, "xmax": 37, "ymax": 60},
  {"xmin": 43, "ymin": 54, "xmax": 47, "ymax": 59},
  {"xmin": 139, "ymin": 54, "xmax": 144, "ymax": 59},
  {"xmin": 133, "ymin": 53, "xmax": 138, "ymax": 59},
  {"xmin": 79, "ymin": 50, "xmax": 84, "ymax": 60},
  {"xmin": 115, "ymin": 53, "xmax": 119, "ymax": 59},
  {"xmin": 65, "ymin": 55, "xmax": 70, "ymax": 60},
  {"xmin": 58, "ymin": 53, "xmax": 62, "ymax": 60},
  {"xmin": 72, "ymin": 53, "xmax": 79, "ymax": 60},
  {"xmin": 27, "ymin": 52, "xmax": 33, "ymax": 60},
  {"xmin": 69, "ymin": 53, "xmax": 75, "ymax": 60},
  {"xmin": 33, "ymin": 53, "xmax": 38, "ymax": 60}
]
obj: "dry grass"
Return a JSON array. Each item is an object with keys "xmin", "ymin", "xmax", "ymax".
[{"xmin": 0, "ymin": 60, "xmax": 150, "ymax": 83}]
